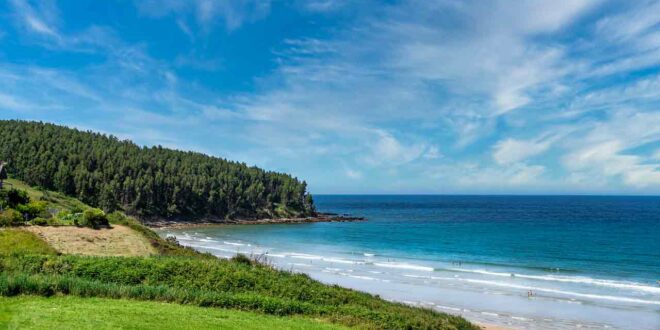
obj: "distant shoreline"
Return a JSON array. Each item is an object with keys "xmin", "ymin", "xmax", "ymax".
[{"xmin": 146, "ymin": 212, "xmax": 366, "ymax": 229}]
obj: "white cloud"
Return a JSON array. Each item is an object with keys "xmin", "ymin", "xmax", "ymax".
[
  {"xmin": 422, "ymin": 146, "xmax": 442, "ymax": 160},
  {"xmin": 345, "ymin": 168, "xmax": 362, "ymax": 179},
  {"xmin": 560, "ymin": 110, "xmax": 660, "ymax": 188},
  {"xmin": 452, "ymin": 163, "xmax": 547, "ymax": 188},
  {"xmin": 10, "ymin": 0, "xmax": 61, "ymax": 39},
  {"xmin": 135, "ymin": 0, "xmax": 271, "ymax": 32},
  {"xmin": 563, "ymin": 140, "xmax": 660, "ymax": 188},
  {"xmin": 492, "ymin": 138, "xmax": 552, "ymax": 165}
]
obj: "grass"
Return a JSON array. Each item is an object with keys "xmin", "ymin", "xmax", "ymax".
[
  {"xmin": 3, "ymin": 178, "xmax": 88, "ymax": 213},
  {"xmin": 23, "ymin": 225, "xmax": 157, "ymax": 257},
  {"xmin": 0, "ymin": 295, "xmax": 346, "ymax": 330},
  {"xmin": 0, "ymin": 178, "xmax": 478, "ymax": 329},
  {"xmin": 0, "ymin": 230, "xmax": 57, "ymax": 256},
  {"xmin": 2, "ymin": 177, "xmax": 205, "ymax": 258},
  {"xmin": 0, "ymin": 256, "xmax": 478, "ymax": 330}
]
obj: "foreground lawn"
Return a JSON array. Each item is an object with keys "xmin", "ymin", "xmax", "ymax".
[
  {"xmin": 0, "ymin": 230, "xmax": 57, "ymax": 256},
  {"xmin": 0, "ymin": 296, "xmax": 346, "ymax": 330},
  {"xmin": 0, "ymin": 256, "xmax": 478, "ymax": 330}
]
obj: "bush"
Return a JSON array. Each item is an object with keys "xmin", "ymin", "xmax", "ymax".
[
  {"xmin": 106, "ymin": 211, "xmax": 127, "ymax": 224},
  {"xmin": 57, "ymin": 211, "xmax": 82, "ymax": 226},
  {"xmin": 16, "ymin": 201, "xmax": 48, "ymax": 220},
  {"xmin": 0, "ymin": 209, "xmax": 25, "ymax": 227},
  {"xmin": 79, "ymin": 208, "xmax": 109, "ymax": 229},
  {"xmin": 231, "ymin": 254, "xmax": 254, "ymax": 266},
  {"xmin": 30, "ymin": 217, "xmax": 48, "ymax": 226},
  {"xmin": 0, "ymin": 189, "xmax": 30, "ymax": 208}
]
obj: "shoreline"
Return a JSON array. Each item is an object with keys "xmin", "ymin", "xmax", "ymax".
[{"xmin": 146, "ymin": 213, "xmax": 366, "ymax": 229}]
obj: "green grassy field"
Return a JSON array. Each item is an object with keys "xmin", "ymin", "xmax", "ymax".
[
  {"xmin": 0, "ymin": 296, "xmax": 346, "ymax": 330},
  {"xmin": 0, "ymin": 230, "xmax": 57, "ymax": 256}
]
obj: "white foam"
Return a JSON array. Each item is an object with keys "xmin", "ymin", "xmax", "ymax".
[
  {"xmin": 184, "ymin": 244, "xmax": 237, "ymax": 253},
  {"xmin": 374, "ymin": 262, "xmax": 434, "ymax": 272},
  {"xmin": 363, "ymin": 253, "xmax": 375, "ymax": 257},
  {"xmin": 323, "ymin": 257, "xmax": 363, "ymax": 265},
  {"xmin": 481, "ymin": 312, "xmax": 499, "ymax": 316},
  {"xmin": 348, "ymin": 275, "xmax": 376, "ymax": 281},
  {"xmin": 436, "ymin": 305, "xmax": 462, "ymax": 312},
  {"xmin": 223, "ymin": 241, "xmax": 245, "ymax": 246},
  {"xmin": 289, "ymin": 253, "xmax": 323, "ymax": 260},
  {"xmin": 446, "ymin": 268, "xmax": 660, "ymax": 294},
  {"xmin": 457, "ymin": 278, "xmax": 660, "ymax": 305}
]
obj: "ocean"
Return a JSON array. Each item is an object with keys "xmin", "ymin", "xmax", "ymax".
[{"xmin": 158, "ymin": 195, "xmax": 660, "ymax": 329}]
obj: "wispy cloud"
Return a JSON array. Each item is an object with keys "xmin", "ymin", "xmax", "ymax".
[
  {"xmin": 0, "ymin": 0, "xmax": 658, "ymax": 193},
  {"xmin": 135, "ymin": 0, "xmax": 271, "ymax": 33}
]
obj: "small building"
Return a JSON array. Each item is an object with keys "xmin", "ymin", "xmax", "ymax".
[{"xmin": 0, "ymin": 161, "xmax": 7, "ymax": 189}]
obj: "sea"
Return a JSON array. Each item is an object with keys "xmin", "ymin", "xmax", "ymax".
[{"xmin": 158, "ymin": 195, "xmax": 660, "ymax": 330}]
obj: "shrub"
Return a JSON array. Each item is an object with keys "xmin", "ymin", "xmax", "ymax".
[
  {"xmin": 57, "ymin": 211, "xmax": 82, "ymax": 226},
  {"xmin": 0, "ymin": 209, "xmax": 25, "ymax": 227},
  {"xmin": 106, "ymin": 211, "xmax": 127, "ymax": 224},
  {"xmin": 30, "ymin": 217, "xmax": 48, "ymax": 226},
  {"xmin": 16, "ymin": 201, "xmax": 48, "ymax": 220},
  {"xmin": 231, "ymin": 254, "xmax": 253, "ymax": 266},
  {"xmin": 0, "ymin": 189, "xmax": 30, "ymax": 208},
  {"xmin": 79, "ymin": 208, "xmax": 109, "ymax": 229}
]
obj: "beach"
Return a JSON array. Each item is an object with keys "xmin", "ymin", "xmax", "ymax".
[{"xmin": 157, "ymin": 195, "xmax": 660, "ymax": 330}]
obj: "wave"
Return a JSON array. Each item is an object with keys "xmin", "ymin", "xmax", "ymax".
[
  {"xmin": 363, "ymin": 253, "xmax": 376, "ymax": 257},
  {"xmin": 198, "ymin": 238, "xmax": 217, "ymax": 243},
  {"xmin": 456, "ymin": 278, "xmax": 660, "ymax": 305},
  {"xmin": 184, "ymin": 244, "xmax": 237, "ymax": 253},
  {"xmin": 322, "ymin": 257, "xmax": 364, "ymax": 265},
  {"xmin": 289, "ymin": 253, "xmax": 323, "ymax": 260},
  {"xmin": 435, "ymin": 305, "xmax": 462, "ymax": 312},
  {"xmin": 444, "ymin": 268, "xmax": 660, "ymax": 294},
  {"xmin": 223, "ymin": 241, "xmax": 245, "ymax": 246},
  {"xmin": 374, "ymin": 262, "xmax": 434, "ymax": 272},
  {"xmin": 346, "ymin": 274, "xmax": 377, "ymax": 281}
]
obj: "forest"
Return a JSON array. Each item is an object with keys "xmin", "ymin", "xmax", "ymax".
[{"xmin": 0, "ymin": 120, "xmax": 315, "ymax": 220}]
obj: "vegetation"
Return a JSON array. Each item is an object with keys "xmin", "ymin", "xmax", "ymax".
[
  {"xmin": 0, "ymin": 120, "xmax": 315, "ymax": 220},
  {"xmin": 0, "ymin": 256, "xmax": 477, "ymax": 330},
  {"xmin": 0, "ymin": 160, "xmax": 477, "ymax": 329},
  {"xmin": 0, "ymin": 296, "xmax": 346, "ymax": 330},
  {"xmin": 0, "ymin": 230, "xmax": 57, "ymax": 256},
  {"xmin": 0, "ymin": 184, "xmax": 102, "ymax": 229}
]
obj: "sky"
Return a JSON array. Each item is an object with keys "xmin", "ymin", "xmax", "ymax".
[{"xmin": 0, "ymin": 0, "xmax": 659, "ymax": 195}]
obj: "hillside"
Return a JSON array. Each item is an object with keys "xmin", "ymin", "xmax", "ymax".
[
  {"xmin": 0, "ymin": 179, "xmax": 478, "ymax": 330},
  {"xmin": 0, "ymin": 120, "xmax": 314, "ymax": 221}
]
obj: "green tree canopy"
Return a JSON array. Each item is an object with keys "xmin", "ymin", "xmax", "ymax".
[{"xmin": 0, "ymin": 120, "xmax": 315, "ymax": 220}]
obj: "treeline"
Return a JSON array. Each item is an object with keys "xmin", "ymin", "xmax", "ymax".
[{"xmin": 0, "ymin": 120, "xmax": 314, "ymax": 220}]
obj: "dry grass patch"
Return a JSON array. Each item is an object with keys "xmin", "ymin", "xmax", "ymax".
[{"xmin": 24, "ymin": 225, "xmax": 156, "ymax": 257}]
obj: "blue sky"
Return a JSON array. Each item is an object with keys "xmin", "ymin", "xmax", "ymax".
[{"xmin": 1, "ymin": 0, "xmax": 659, "ymax": 194}]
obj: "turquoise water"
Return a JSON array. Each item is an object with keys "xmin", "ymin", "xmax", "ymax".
[{"xmin": 161, "ymin": 195, "xmax": 660, "ymax": 329}]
